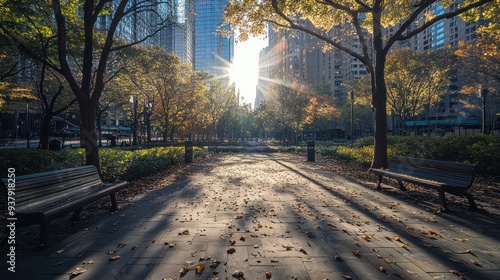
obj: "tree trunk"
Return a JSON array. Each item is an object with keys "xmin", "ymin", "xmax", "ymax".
[
  {"xmin": 39, "ymin": 115, "xmax": 52, "ymax": 149},
  {"xmin": 163, "ymin": 118, "xmax": 169, "ymax": 143},
  {"xmin": 79, "ymin": 101, "xmax": 100, "ymax": 170},
  {"xmin": 170, "ymin": 125, "xmax": 176, "ymax": 142},
  {"xmin": 371, "ymin": 5, "xmax": 388, "ymax": 170},
  {"xmin": 97, "ymin": 111, "xmax": 103, "ymax": 147}
]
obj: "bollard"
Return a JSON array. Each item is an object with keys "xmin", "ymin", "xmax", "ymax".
[
  {"xmin": 49, "ymin": 139, "xmax": 62, "ymax": 151},
  {"xmin": 185, "ymin": 140, "xmax": 193, "ymax": 164},
  {"xmin": 307, "ymin": 140, "xmax": 315, "ymax": 162}
]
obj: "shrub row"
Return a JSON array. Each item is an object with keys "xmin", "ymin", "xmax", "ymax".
[
  {"xmin": 317, "ymin": 135, "xmax": 500, "ymax": 175},
  {"xmin": 0, "ymin": 146, "xmax": 208, "ymax": 181}
]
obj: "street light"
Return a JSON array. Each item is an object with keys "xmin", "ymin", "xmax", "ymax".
[
  {"xmin": 23, "ymin": 97, "xmax": 31, "ymax": 149},
  {"xmin": 143, "ymin": 99, "xmax": 152, "ymax": 142},
  {"xmin": 480, "ymin": 87, "xmax": 488, "ymax": 134},
  {"xmin": 350, "ymin": 91, "xmax": 354, "ymax": 148},
  {"xmin": 129, "ymin": 95, "xmax": 138, "ymax": 145}
]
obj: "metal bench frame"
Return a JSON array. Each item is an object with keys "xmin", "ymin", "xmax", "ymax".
[
  {"xmin": 371, "ymin": 156, "xmax": 478, "ymax": 212},
  {"xmin": 1, "ymin": 165, "xmax": 128, "ymax": 247}
]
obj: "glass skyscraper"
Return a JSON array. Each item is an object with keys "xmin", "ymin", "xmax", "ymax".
[{"xmin": 193, "ymin": 0, "xmax": 234, "ymax": 80}]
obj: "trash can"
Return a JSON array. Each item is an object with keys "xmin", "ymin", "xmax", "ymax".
[
  {"xmin": 185, "ymin": 141, "xmax": 193, "ymax": 163},
  {"xmin": 49, "ymin": 140, "xmax": 62, "ymax": 151},
  {"xmin": 307, "ymin": 140, "xmax": 315, "ymax": 162}
]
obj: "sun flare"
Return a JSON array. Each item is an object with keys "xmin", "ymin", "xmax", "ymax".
[{"xmin": 231, "ymin": 36, "xmax": 268, "ymax": 106}]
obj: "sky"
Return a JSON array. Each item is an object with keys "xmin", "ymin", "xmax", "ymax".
[{"xmin": 231, "ymin": 36, "xmax": 268, "ymax": 109}]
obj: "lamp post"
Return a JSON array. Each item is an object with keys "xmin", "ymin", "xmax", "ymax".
[
  {"xmin": 24, "ymin": 97, "xmax": 31, "ymax": 149},
  {"xmin": 144, "ymin": 99, "xmax": 152, "ymax": 142},
  {"xmin": 481, "ymin": 87, "xmax": 488, "ymax": 134},
  {"xmin": 350, "ymin": 91, "xmax": 354, "ymax": 148},
  {"xmin": 61, "ymin": 114, "xmax": 67, "ymax": 149},
  {"xmin": 129, "ymin": 95, "xmax": 138, "ymax": 145}
]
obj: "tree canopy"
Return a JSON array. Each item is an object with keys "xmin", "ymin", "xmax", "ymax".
[{"xmin": 225, "ymin": 0, "xmax": 493, "ymax": 168}]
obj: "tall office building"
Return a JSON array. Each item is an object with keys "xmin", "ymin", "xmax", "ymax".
[
  {"xmin": 170, "ymin": 0, "xmax": 195, "ymax": 65},
  {"xmin": 112, "ymin": 0, "xmax": 177, "ymax": 47},
  {"xmin": 193, "ymin": 0, "xmax": 234, "ymax": 80}
]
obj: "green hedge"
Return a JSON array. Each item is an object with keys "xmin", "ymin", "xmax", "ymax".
[
  {"xmin": 317, "ymin": 135, "xmax": 500, "ymax": 175},
  {"xmin": 0, "ymin": 146, "xmax": 207, "ymax": 181}
]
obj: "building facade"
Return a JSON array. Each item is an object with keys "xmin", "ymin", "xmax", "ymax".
[{"xmin": 193, "ymin": 0, "xmax": 234, "ymax": 80}]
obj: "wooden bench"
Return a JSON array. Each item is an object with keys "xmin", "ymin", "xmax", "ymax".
[
  {"xmin": 1, "ymin": 165, "xmax": 128, "ymax": 247},
  {"xmin": 371, "ymin": 156, "xmax": 478, "ymax": 212}
]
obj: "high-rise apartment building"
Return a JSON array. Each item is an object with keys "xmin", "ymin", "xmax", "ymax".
[
  {"xmin": 388, "ymin": 2, "xmax": 483, "ymax": 121},
  {"xmin": 193, "ymin": 0, "xmax": 234, "ymax": 79},
  {"xmin": 258, "ymin": 24, "xmax": 348, "ymax": 106},
  {"xmin": 255, "ymin": 46, "xmax": 270, "ymax": 108}
]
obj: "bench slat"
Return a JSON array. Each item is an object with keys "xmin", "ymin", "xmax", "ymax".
[{"xmin": 17, "ymin": 180, "xmax": 108, "ymax": 212}]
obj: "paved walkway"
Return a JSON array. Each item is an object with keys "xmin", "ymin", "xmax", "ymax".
[{"xmin": 3, "ymin": 153, "xmax": 500, "ymax": 279}]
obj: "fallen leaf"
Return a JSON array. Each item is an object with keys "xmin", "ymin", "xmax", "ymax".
[
  {"xmin": 179, "ymin": 267, "xmax": 189, "ymax": 276},
  {"xmin": 70, "ymin": 267, "xmax": 86, "ymax": 275},
  {"xmin": 470, "ymin": 259, "xmax": 482, "ymax": 266},
  {"xmin": 209, "ymin": 259, "xmax": 220, "ymax": 268},
  {"xmin": 465, "ymin": 249, "xmax": 476, "ymax": 256},
  {"xmin": 196, "ymin": 263, "xmax": 205, "ymax": 274},
  {"xmin": 232, "ymin": 270, "xmax": 244, "ymax": 277},
  {"xmin": 109, "ymin": 256, "xmax": 121, "ymax": 261},
  {"xmin": 298, "ymin": 247, "xmax": 307, "ymax": 254},
  {"xmin": 450, "ymin": 269, "xmax": 465, "ymax": 279},
  {"xmin": 227, "ymin": 247, "xmax": 236, "ymax": 254}
]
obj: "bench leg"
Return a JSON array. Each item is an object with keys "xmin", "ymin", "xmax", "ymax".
[
  {"xmin": 376, "ymin": 175, "xmax": 383, "ymax": 190},
  {"xmin": 71, "ymin": 208, "xmax": 83, "ymax": 221},
  {"xmin": 438, "ymin": 190, "xmax": 451, "ymax": 213},
  {"xmin": 464, "ymin": 193, "xmax": 479, "ymax": 211},
  {"xmin": 110, "ymin": 193, "xmax": 118, "ymax": 211},
  {"xmin": 40, "ymin": 221, "xmax": 51, "ymax": 248},
  {"xmin": 397, "ymin": 180, "xmax": 407, "ymax": 191}
]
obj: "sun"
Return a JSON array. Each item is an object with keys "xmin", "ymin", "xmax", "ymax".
[{"xmin": 231, "ymin": 36, "xmax": 268, "ymax": 106}]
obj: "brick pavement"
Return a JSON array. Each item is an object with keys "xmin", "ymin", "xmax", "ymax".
[{"xmin": 2, "ymin": 153, "xmax": 500, "ymax": 280}]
